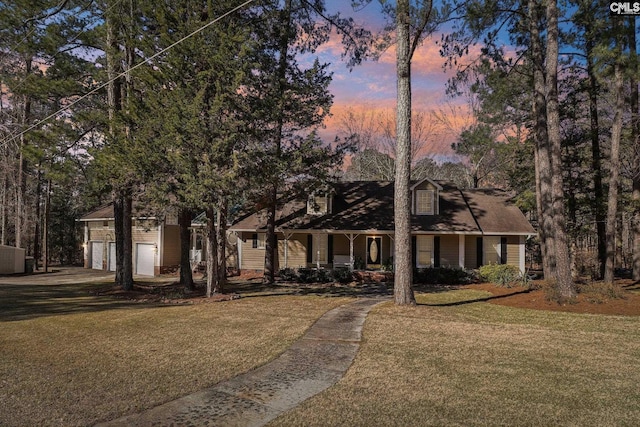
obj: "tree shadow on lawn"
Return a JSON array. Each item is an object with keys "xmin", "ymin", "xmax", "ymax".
[
  {"xmin": 415, "ymin": 285, "xmax": 532, "ymax": 307},
  {"xmin": 211, "ymin": 277, "xmax": 395, "ymax": 299},
  {"xmin": 0, "ymin": 281, "xmax": 167, "ymax": 322}
]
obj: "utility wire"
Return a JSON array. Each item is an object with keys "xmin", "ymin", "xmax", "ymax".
[{"xmin": 1, "ymin": 0, "xmax": 256, "ymax": 150}]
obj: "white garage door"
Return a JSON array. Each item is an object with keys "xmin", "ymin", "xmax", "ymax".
[
  {"xmin": 91, "ymin": 242, "xmax": 103, "ymax": 270},
  {"xmin": 136, "ymin": 243, "xmax": 155, "ymax": 276},
  {"xmin": 108, "ymin": 242, "xmax": 116, "ymax": 272}
]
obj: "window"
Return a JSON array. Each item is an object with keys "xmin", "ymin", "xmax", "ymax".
[
  {"xmin": 416, "ymin": 190, "xmax": 435, "ymax": 215},
  {"xmin": 416, "ymin": 235, "xmax": 433, "ymax": 267},
  {"xmin": 313, "ymin": 234, "xmax": 328, "ymax": 263},
  {"xmin": 252, "ymin": 233, "xmax": 266, "ymax": 249},
  {"xmin": 308, "ymin": 195, "xmax": 329, "ymax": 215},
  {"xmin": 484, "ymin": 236, "xmax": 501, "ymax": 264}
]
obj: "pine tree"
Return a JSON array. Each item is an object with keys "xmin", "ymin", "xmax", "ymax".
[{"xmin": 246, "ymin": 0, "xmax": 352, "ymax": 284}]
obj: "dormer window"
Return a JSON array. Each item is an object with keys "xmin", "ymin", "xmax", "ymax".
[
  {"xmin": 308, "ymin": 195, "xmax": 330, "ymax": 215},
  {"xmin": 416, "ymin": 190, "xmax": 435, "ymax": 215},
  {"xmin": 411, "ymin": 178, "xmax": 441, "ymax": 215}
]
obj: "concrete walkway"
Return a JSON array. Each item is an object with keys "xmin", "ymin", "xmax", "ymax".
[{"xmin": 98, "ymin": 297, "xmax": 389, "ymax": 427}]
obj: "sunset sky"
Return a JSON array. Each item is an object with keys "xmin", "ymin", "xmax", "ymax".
[{"xmin": 314, "ymin": 1, "xmax": 473, "ymax": 161}]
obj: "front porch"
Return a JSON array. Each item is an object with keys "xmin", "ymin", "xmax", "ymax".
[{"xmin": 235, "ymin": 231, "xmax": 514, "ymax": 272}]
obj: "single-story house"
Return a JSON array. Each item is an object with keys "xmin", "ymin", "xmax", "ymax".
[
  {"xmin": 79, "ymin": 179, "xmax": 535, "ymax": 276},
  {"xmin": 229, "ymin": 179, "xmax": 536, "ymax": 273}
]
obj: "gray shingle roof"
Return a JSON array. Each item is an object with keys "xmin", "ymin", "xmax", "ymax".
[{"xmin": 230, "ymin": 181, "xmax": 535, "ymax": 235}]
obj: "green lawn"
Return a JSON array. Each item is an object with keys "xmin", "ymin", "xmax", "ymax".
[{"xmin": 271, "ymin": 289, "xmax": 640, "ymax": 426}]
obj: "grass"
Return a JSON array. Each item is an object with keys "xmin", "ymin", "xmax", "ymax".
[
  {"xmin": 3, "ymin": 277, "xmax": 640, "ymax": 426},
  {"xmin": 0, "ymin": 278, "xmax": 350, "ymax": 426},
  {"xmin": 270, "ymin": 289, "xmax": 640, "ymax": 426}
]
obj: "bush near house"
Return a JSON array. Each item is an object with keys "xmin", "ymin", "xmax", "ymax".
[
  {"xmin": 413, "ymin": 267, "xmax": 471, "ymax": 285},
  {"xmin": 277, "ymin": 268, "xmax": 353, "ymax": 284},
  {"xmin": 478, "ymin": 264, "xmax": 524, "ymax": 287}
]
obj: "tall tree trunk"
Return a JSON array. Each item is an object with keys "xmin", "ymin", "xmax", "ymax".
[
  {"xmin": 1, "ymin": 169, "xmax": 6, "ymax": 245},
  {"xmin": 546, "ymin": 0, "xmax": 575, "ymax": 298},
  {"xmin": 114, "ymin": 195, "xmax": 124, "ymax": 284},
  {"xmin": 394, "ymin": 0, "xmax": 416, "ymax": 305},
  {"xmin": 630, "ymin": 16, "xmax": 640, "ymax": 281},
  {"xmin": 529, "ymin": 0, "xmax": 554, "ymax": 277},
  {"xmin": 604, "ymin": 27, "xmax": 625, "ymax": 284},
  {"xmin": 216, "ymin": 200, "xmax": 228, "ymax": 292},
  {"xmin": 114, "ymin": 192, "xmax": 134, "ymax": 290},
  {"xmin": 205, "ymin": 207, "xmax": 218, "ymax": 297},
  {"xmin": 16, "ymin": 91, "xmax": 31, "ymax": 249},
  {"xmin": 33, "ymin": 169, "xmax": 42, "ymax": 270},
  {"xmin": 264, "ymin": 185, "xmax": 278, "ymax": 284},
  {"xmin": 179, "ymin": 207, "xmax": 194, "ymax": 291},
  {"xmin": 263, "ymin": 0, "xmax": 292, "ymax": 285},
  {"xmin": 122, "ymin": 194, "xmax": 133, "ymax": 289},
  {"xmin": 586, "ymin": 38, "xmax": 606, "ymax": 279},
  {"xmin": 43, "ymin": 179, "xmax": 51, "ymax": 273}
]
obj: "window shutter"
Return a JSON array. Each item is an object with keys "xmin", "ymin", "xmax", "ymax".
[
  {"xmin": 307, "ymin": 234, "xmax": 313, "ymax": 263},
  {"xmin": 328, "ymin": 235, "xmax": 334, "ymax": 265},
  {"xmin": 500, "ymin": 237, "xmax": 507, "ymax": 265},
  {"xmin": 434, "ymin": 236, "xmax": 441, "ymax": 268},
  {"xmin": 476, "ymin": 237, "xmax": 483, "ymax": 268},
  {"xmin": 411, "ymin": 235, "xmax": 417, "ymax": 268}
]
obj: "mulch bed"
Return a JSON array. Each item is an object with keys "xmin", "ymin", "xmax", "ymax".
[
  {"xmin": 90, "ymin": 272, "xmax": 640, "ymax": 316},
  {"xmin": 465, "ymin": 280, "xmax": 640, "ymax": 316}
]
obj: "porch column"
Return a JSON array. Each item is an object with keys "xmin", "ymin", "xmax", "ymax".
[
  {"xmin": 346, "ymin": 233, "xmax": 359, "ymax": 271},
  {"xmin": 283, "ymin": 231, "xmax": 293, "ymax": 268},
  {"xmin": 459, "ymin": 234, "xmax": 465, "ymax": 269},
  {"xmin": 316, "ymin": 233, "xmax": 321, "ymax": 269}
]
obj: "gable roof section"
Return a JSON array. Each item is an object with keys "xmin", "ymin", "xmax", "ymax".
[
  {"xmin": 79, "ymin": 204, "xmax": 114, "ymax": 221},
  {"xmin": 410, "ymin": 177, "xmax": 443, "ymax": 191},
  {"xmin": 461, "ymin": 189, "xmax": 536, "ymax": 235}
]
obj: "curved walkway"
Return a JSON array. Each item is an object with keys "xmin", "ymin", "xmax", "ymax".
[{"xmin": 98, "ymin": 297, "xmax": 389, "ymax": 427}]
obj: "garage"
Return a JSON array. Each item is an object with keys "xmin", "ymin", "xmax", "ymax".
[
  {"xmin": 91, "ymin": 241, "xmax": 103, "ymax": 270},
  {"xmin": 136, "ymin": 243, "xmax": 155, "ymax": 276},
  {"xmin": 108, "ymin": 242, "xmax": 116, "ymax": 272}
]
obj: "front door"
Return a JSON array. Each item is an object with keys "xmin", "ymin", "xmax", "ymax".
[{"xmin": 366, "ymin": 237, "xmax": 382, "ymax": 269}]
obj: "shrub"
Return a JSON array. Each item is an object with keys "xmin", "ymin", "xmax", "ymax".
[
  {"xmin": 278, "ymin": 267, "xmax": 298, "ymax": 282},
  {"xmin": 478, "ymin": 264, "xmax": 523, "ymax": 287},
  {"xmin": 578, "ymin": 281, "xmax": 626, "ymax": 304},
  {"xmin": 297, "ymin": 268, "xmax": 333, "ymax": 283},
  {"xmin": 413, "ymin": 267, "xmax": 471, "ymax": 285},
  {"xmin": 332, "ymin": 268, "xmax": 354, "ymax": 284},
  {"xmin": 279, "ymin": 267, "xmax": 353, "ymax": 284}
]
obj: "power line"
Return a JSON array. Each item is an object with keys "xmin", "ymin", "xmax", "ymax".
[{"xmin": 1, "ymin": 0, "xmax": 256, "ymax": 150}]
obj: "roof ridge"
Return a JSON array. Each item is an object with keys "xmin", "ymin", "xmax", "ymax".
[{"xmin": 459, "ymin": 189, "xmax": 483, "ymax": 233}]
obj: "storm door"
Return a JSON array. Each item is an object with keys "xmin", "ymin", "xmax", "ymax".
[{"xmin": 366, "ymin": 237, "xmax": 382, "ymax": 269}]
